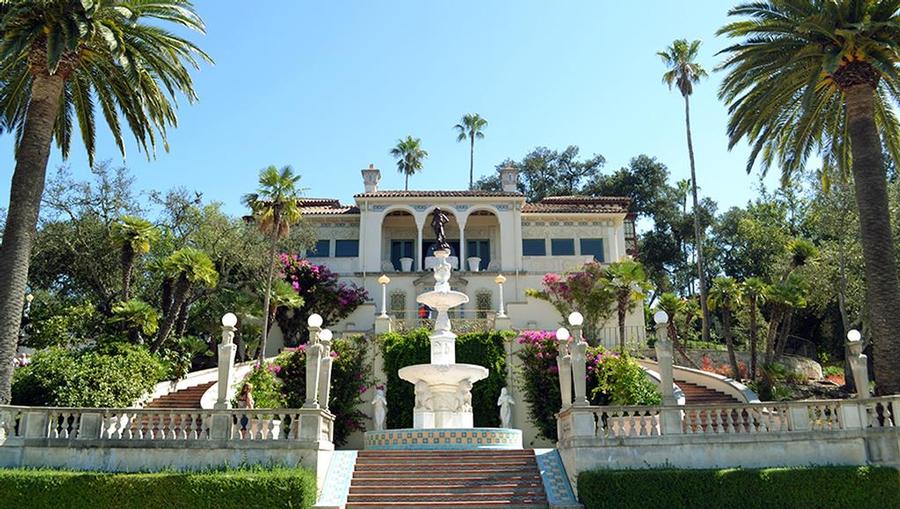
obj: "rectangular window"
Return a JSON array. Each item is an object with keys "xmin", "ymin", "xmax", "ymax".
[
  {"xmin": 308, "ymin": 240, "xmax": 330, "ymax": 257},
  {"xmin": 390, "ymin": 240, "xmax": 414, "ymax": 270},
  {"xmin": 522, "ymin": 238, "xmax": 546, "ymax": 256},
  {"xmin": 334, "ymin": 239, "xmax": 359, "ymax": 257},
  {"xmin": 580, "ymin": 238, "xmax": 605, "ymax": 262},
  {"xmin": 466, "ymin": 239, "xmax": 491, "ymax": 270},
  {"xmin": 551, "ymin": 238, "xmax": 575, "ymax": 256}
]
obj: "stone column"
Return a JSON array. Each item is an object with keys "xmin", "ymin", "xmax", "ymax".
[
  {"xmin": 215, "ymin": 315, "xmax": 238, "ymax": 410},
  {"xmin": 571, "ymin": 324, "xmax": 589, "ymax": 406},
  {"xmin": 304, "ymin": 325, "xmax": 323, "ymax": 408},
  {"xmin": 318, "ymin": 330, "xmax": 334, "ymax": 411},
  {"xmin": 846, "ymin": 330, "xmax": 870, "ymax": 399},
  {"xmin": 557, "ymin": 335, "xmax": 573, "ymax": 410},
  {"xmin": 416, "ymin": 220, "xmax": 424, "ymax": 272},
  {"xmin": 459, "ymin": 225, "xmax": 466, "ymax": 271},
  {"xmin": 653, "ymin": 311, "xmax": 682, "ymax": 434}
]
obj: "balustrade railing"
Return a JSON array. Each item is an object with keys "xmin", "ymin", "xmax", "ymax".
[
  {"xmin": 558, "ymin": 396, "xmax": 898, "ymax": 441},
  {"xmin": 0, "ymin": 406, "xmax": 333, "ymax": 444}
]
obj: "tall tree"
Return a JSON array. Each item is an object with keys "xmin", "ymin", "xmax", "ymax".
[
  {"xmin": 708, "ymin": 276, "xmax": 744, "ymax": 379},
  {"xmin": 111, "ymin": 216, "xmax": 159, "ymax": 301},
  {"xmin": 391, "ymin": 136, "xmax": 428, "ymax": 191},
  {"xmin": 605, "ymin": 259, "xmax": 651, "ymax": 351},
  {"xmin": 718, "ymin": 0, "xmax": 900, "ymax": 394},
  {"xmin": 152, "ymin": 247, "xmax": 218, "ymax": 353},
  {"xmin": 454, "ymin": 113, "xmax": 488, "ymax": 189},
  {"xmin": 0, "ymin": 1, "xmax": 210, "ymax": 403},
  {"xmin": 742, "ymin": 277, "xmax": 769, "ymax": 381},
  {"xmin": 242, "ymin": 165, "xmax": 303, "ymax": 362},
  {"xmin": 658, "ymin": 38, "xmax": 712, "ymax": 343}
]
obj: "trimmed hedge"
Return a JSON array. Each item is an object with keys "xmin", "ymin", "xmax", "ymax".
[
  {"xmin": 380, "ymin": 328, "xmax": 511, "ymax": 429},
  {"xmin": 0, "ymin": 468, "xmax": 317, "ymax": 509},
  {"xmin": 578, "ymin": 467, "xmax": 900, "ymax": 509}
]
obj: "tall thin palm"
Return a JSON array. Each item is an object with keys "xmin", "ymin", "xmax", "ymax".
[
  {"xmin": 111, "ymin": 216, "xmax": 160, "ymax": 301},
  {"xmin": 390, "ymin": 136, "xmax": 428, "ymax": 191},
  {"xmin": 659, "ymin": 39, "xmax": 712, "ymax": 344},
  {"xmin": 454, "ymin": 114, "xmax": 488, "ymax": 189},
  {"xmin": 243, "ymin": 165, "xmax": 303, "ymax": 362},
  {"xmin": 0, "ymin": 0, "xmax": 210, "ymax": 403},
  {"xmin": 742, "ymin": 277, "xmax": 769, "ymax": 381},
  {"xmin": 718, "ymin": 0, "xmax": 900, "ymax": 395},
  {"xmin": 605, "ymin": 259, "xmax": 651, "ymax": 351},
  {"xmin": 708, "ymin": 277, "xmax": 744, "ymax": 379}
]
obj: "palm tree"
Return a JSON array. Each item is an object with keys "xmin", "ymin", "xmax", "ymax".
[
  {"xmin": 0, "ymin": 1, "xmax": 210, "ymax": 403},
  {"xmin": 657, "ymin": 292, "xmax": 699, "ymax": 368},
  {"xmin": 391, "ymin": 136, "xmax": 428, "ymax": 191},
  {"xmin": 111, "ymin": 299, "xmax": 159, "ymax": 345},
  {"xmin": 605, "ymin": 259, "xmax": 651, "ymax": 351},
  {"xmin": 658, "ymin": 39, "xmax": 712, "ymax": 344},
  {"xmin": 243, "ymin": 165, "xmax": 303, "ymax": 362},
  {"xmin": 708, "ymin": 277, "xmax": 744, "ymax": 379},
  {"xmin": 742, "ymin": 277, "xmax": 769, "ymax": 381},
  {"xmin": 111, "ymin": 216, "xmax": 159, "ymax": 301},
  {"xmin": 256, "ymin": 280, "xmax": 304, "ymax": 358},
  {"xmin": 152, "ymin": 247, "xmax": 218, "ymax": 353},
  {"xmin": 718, "ymin": 0, "xmax": 900, "ymax": 395},
  {"xmin": 454, "ymin": 114, "xmax": 488, "ymax": 189}
]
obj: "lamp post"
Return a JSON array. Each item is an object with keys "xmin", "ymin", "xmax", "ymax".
[
  {"xmin": 378, "ymin": 274, "xmax": 391, "ymax": 317},
  {"xmin": 846, "ymin": 329, "xmax": 870, "ymax": 399},
  {"xmin": 304, "ymin": 313, "xmax": 324, "ymax": 408},
  {"xmin": 568, "ymin": 312, "xmax": 588, "ymax": 406},
  {"xmin": 556, "ymin": 326, "xmax": 573, "ymax": 409},
  {"xmin": 215, "ymin": 313, "xmax": 238, "ymax": 409},
  {"xmin": 653, "ymin": 310, "xmax": 676, "ymax": 406},
  {"xmin": 318, "ymin": 328, "xmax": 334, "ymax": 411},
  {"xmin": 494, "ymin": 274, "xmax": 507, "ymax": 318}
]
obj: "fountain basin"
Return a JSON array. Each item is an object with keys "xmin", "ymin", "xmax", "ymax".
[
  {"xmin": 399, "ymin": 363, "xmax": 489, "ymax": 429},
  {"xmin": 416, "ymin": 289, "xmax": 469, "ymax": 309}
]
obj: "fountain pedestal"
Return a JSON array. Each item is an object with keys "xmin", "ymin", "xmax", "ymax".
[{"xmin": 397, "ymin": 249, "xmax": 488, "ymax": 429}]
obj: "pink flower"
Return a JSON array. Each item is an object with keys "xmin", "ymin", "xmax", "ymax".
[{"xmin": 542, "ymin": 273, "xmax": 561, "ymax": 286}]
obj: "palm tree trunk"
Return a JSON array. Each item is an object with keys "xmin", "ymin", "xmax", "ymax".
[
  {"xmin": 764, "ymin": 307, "xmax": 783, "ymax": 366},
  {"xmin": 405, "ymin": 173, "xmax": 409, "ymax": 191},
  {"xmin": 683, "ymin": 95, "xmax": 711, "ymax": 343},
  {"xmin": 845, "ymin": 84, "xmax": 900, "ymax": 395},
  {"xmin": 749, "ymin": 299, "xmax": 759, "ymax": 381},
  {"xmin": 0, "ymin": 73, "xmax": 66, "ymax": 404},
  {"xmin": 617, "ymin": 298, "xmax": 626, "ymax": 351},
  {"xmin": 152, "ymin": 275, "xmax": 190, "ymax": 353},
  {"xmin": 469, "ymin": 135, "xmax": 475, "ymax": 189},
  {"xmin": 775, "ymin": 310, "xmax": 793, "ymax": 361},
  {"xmin": 258, "ymin": 236, "xmax": 278, "ymax": 363},
  {"xmin": 121, "ymin": 245, "xmax": 135, "ymax": 301},
  {"xmin": 723, "ymin": 310, "xmax": 741, "ymax": 379}
]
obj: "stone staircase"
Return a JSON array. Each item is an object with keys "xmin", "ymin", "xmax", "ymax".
[
  {"xmin": 144, "ymin": 381, "xmax": 214, "ymax": 409},
  {"xmin": 345, "ymin": 449, "xmax": 549, "ymax": 508},
  {"xmin": 675, "ymin": 379, "xmax": 741, "ymax": 405}
]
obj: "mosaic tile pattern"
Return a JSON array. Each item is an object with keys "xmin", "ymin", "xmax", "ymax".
[
  {"xmin": 534, "ymin": 448, "xmax": 582, "ymax": 509},
  {"xmin": 364, "ymin": 428, "xmax": 523, "ymax": 450},
  {"xmin": 314, "ymin": 450, "xmax": 356, "ymax": 509}
]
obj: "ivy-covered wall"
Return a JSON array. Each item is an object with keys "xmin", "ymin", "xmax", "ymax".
[{"xmin": 380, "ymin": 329, "xmax": 512, "ymax": 429}]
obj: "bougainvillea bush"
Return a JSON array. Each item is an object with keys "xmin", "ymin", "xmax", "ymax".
[
  {"xmin": 525, "ymin": 263, "xmax": 615, "ymax": 340},
  {"xmin": 273, "ymin": 255, "xmax": 368, "ymax": 345},
  {"xmin": 516, "ymin": 330, "xmax": 660, "ymax": 441},
  {"xmin": 236, "ymin": 335, "xmax": 372, "ymax": 447}
]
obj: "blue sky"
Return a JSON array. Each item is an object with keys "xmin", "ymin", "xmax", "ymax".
[{"xmin": 0, "ymin": 1, "xmax": 782, "ymax": 217}]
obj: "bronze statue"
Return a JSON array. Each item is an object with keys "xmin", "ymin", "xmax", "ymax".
[{"xmin": 431, "ymin": 208, "xmax": 451, "ymax": 252}]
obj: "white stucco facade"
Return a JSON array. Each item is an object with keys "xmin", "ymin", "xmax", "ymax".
[{"xmin": 297, "ymin": 166, "xmax": 645, "ymax": 346}]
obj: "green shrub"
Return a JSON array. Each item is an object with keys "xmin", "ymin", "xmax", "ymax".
[
  {"xmin": 0, "ymin": 468, "xmax": 317, "ymax": 509},
  {"xmin": 11, "ymin": 343, "xmax": 168, "ymax": 407},
  {"xmin": 592, "ymin": 352, "xmax": 661, "ymax": 406},
  {"xmin": 236, "ymin": 363, "xmax": 287, "ymax": 409},
  {"xmin": 578, "ymin": 467, "xmax": 900, "ymax": 509},
  {"xmin": 380, "ymin": 329, "xmax": 510, "ymax": 429}
]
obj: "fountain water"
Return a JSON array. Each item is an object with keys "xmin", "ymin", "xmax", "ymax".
[{"xmin": 398, "ymin": 248, "xmax": 489, "ymax": 428}]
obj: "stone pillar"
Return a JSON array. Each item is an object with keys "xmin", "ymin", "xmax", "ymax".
[
  {"xmin": 375, "ymin": 315, "xmax": 392, "ymax": 334},
  {"xmin": 209, "ymin": 413, "xmax": 233, "ymax": 440},
  {"xmin": 557, "ymin": 339, "xmax": 573, "ymax": 410},
  {"xmin": 416, "ymin": 222, "xmax": 424, "ymax": 272},
  {"xmin": 653, "ymin": 311, "xmax": 682, "ymax": 434},
  {"xmin": 459, "ymin": 226, "xmax": 466, "ymax": 271},
  {"xmin": 215, "ymin": 318, "xmax": 238, "ymax": 410},
  {"xmin": 318, "ymin": 330, "xmax": 334, "ymax": 411},
  {"xmin": 304, "ymin": 325, "xmax": 323, "ymax": 408},
  {"xmin": 846, "ymin": 330, "xmax": 870, "ymax": 399},
  {"xmin": 77, "ymin": 412, "xmax": 103, "ymax": 440},
  {"xmin": 571, "ymin": 325, "xmax": 589, "ymax": 407}
]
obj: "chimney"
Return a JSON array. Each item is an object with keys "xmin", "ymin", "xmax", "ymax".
[
  {"xmin": 361, "ymin": 163, "xmax": 381, "ymax": 193},
  {"xmin": 499, "ymin": 165, "xmax": 519, "ymax": 193}
]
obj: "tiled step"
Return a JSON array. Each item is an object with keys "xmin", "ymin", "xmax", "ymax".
[
  {"xmin": 676, "ymin": 380, "xmax": 741, "ymax": 405},
  {"xmin": 144, "ymin": 381, "xmax": 214, "ymax": 409}
]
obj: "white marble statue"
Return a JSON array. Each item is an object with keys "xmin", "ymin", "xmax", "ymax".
[
  {"xmin": 497, "ymin": 387, "xmax": 515, "ymax": 428},
  {"xmin": 414, "ymin": 380, "xmax": 433, "ymax": 411},
  {"xmin": 458, "ymin": 380, "xmax": 473, "ymax": 412},
  {"xmin": 372, "ymin": 387, "xmax": 387, "ymax": 431}
]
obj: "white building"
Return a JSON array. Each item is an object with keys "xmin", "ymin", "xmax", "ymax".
[{"xmin": 295, "ymin": 165, "xmax": 645, "ymax": 346}]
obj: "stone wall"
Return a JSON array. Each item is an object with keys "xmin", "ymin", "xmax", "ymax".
[{"xmin": 643, "ymin": 348, "xmax": 824, "ymax": 380}]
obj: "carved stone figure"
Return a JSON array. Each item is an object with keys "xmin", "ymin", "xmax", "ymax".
[
  {"xmin": 458, "ymin": 380, "xmax": 473, "ymax": 412},
  {"xmin": 431, "ymin": 208, "xmax": 451, "ymax": 251},
  {"xmin": 414, "ymin": 380, "xmax": 433, "ymax": 411},
  {"xmin": 372, "ymin": 387, "xmax": 387, "ymax": 431},
  {"xmin": 497, "ymin": 387, "xmax": 515, "ymax": 428}
]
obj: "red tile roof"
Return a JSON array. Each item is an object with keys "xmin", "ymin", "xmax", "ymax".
[
  {"xmin": 522, "ymin": 196, "xmax": 631, "ymax": 214},
  {"xmin": 353, "ymin": 190, "xmax": 523, "ymax": 198},
  {"xmin": 298, "ymin": 198, "xmax": 360, "ymax": 215}
]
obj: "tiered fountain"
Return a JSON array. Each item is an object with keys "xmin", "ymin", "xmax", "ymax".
[{"xmin": 364, "ymin": 208, "xmax": 522, "ymax": 450}]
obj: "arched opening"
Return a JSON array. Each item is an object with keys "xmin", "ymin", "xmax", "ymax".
[
  {"xmin": 381, "ymin": 209, "xmax": 418, "ymax": 272},
  {"xmin": 462, "ymin": 209, "xmax": 501, "ymax": 271}
]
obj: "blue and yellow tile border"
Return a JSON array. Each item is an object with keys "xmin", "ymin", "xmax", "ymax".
[
  {"xmin": 364, "ymin": 428, "xmax": 523, "ymax": 450},
  {"xmin": 534, "ymin": 448, "xmax": 582, "ymax": 509},
  {"xmin": 314, "ymin": 450, "xmax": 356, "ymax": 509}
]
